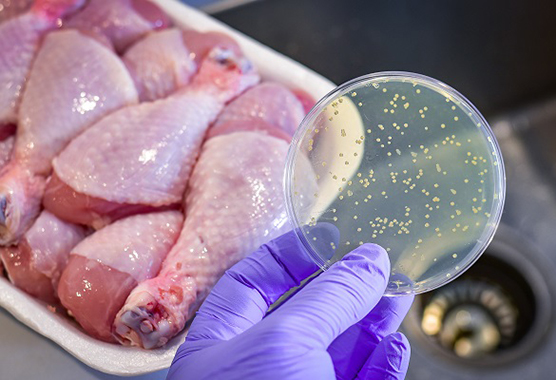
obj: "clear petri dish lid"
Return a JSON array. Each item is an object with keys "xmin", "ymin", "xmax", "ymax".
[{"xmin": 284, "ymin": 71, "xmax": 506, "ymax": 295}]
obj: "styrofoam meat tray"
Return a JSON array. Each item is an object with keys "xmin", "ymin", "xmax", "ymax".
[{"xmin": 0, "ymin": 0, "xmax": 335, "ymax": 376}]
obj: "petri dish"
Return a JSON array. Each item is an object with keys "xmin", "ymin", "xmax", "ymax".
[{"xmin": 284, "ymin": 71, "xmax": 505, "ymax": 295}]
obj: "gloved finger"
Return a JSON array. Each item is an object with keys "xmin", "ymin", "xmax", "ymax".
[
  {"xmin": 328, "ymin": 295, "xmax": 414, "ymax": 379},
  {"xmin": 356, "ymin": 332, "xmax": 411, "ymax": 380},
  {"xmin": 263, "ymin": 243, "xmax": 390, "ymax": 348},
  {"xmin": 186, "ymin": 224, "xmax": 339, "ymax": 342}
]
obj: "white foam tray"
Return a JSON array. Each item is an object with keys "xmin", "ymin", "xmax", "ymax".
[{"xmin": 0, "ymin": 0, "xmax": 335, "ymax": 376}]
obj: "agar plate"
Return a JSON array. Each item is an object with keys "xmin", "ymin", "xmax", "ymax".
[{"xmin": 284, "ymin": 72, "xmax": 505, "ymax": 295}]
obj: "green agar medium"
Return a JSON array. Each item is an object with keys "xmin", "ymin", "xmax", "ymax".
[{"xmin": 285, "ymin": 72, "xmax": 505, "ymax": 295}]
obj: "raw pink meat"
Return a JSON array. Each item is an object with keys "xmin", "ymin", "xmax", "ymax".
[
  {"xmin": 0, "ymin": 29, "xmax": 137, "ymax": 244},
  {"xmin": 58, "ymin": 211, "xmax": 183, "ymax": 342},
  {"xmin": 45, "ymin": 48, "xmax": 259, "ymax": 228},
  {"xmin": 123, "ymin": 29, "xmax": 244, "ymax": 102},
  {"xmin": 1, "ymin": 245, "xmax": 53, "ymax": 299},
  {"xmin": 0, "ymin": 123, "xmax": 15, "ymax": 141},
  {"xmin": 31, "ymin": 0, "xmax": 84, "ymax": 19},
  {"xmin": 0, "ymin": 0, "xmax": 32, "ymax": 23},
  {"xmin": 43, "ymin": 173, "xmax": 180, "ymax": 228},
  {"xmin": 63, "ymin": 0, "xmax": 170, "ymax": 52},
  {"xmin": 182, "ymin": 29, "xmax": 241, "ymax": 65},
  {"xmin": 0, "ymin": 135, "xmax": 14, "ymax": 170},
  {"xmin": 60, "ymin": 255, "xmax": 138, "ymax": 342},
  {"xmin": 0, "ymin": 210, "xmax": 85, "ymax": 303},
  {"xmin": 208, "ymin": 118, "xmax": 293, "ymax": 143},
  {"xmin": 16, "ymin": 29, "xmax": 136, "ymax": 174},
  {"xmin": 123, "ymin": 28, "xmax": 196, "ymax": 102},
  {"xmin": 112, "ymin": 82, "xmax": 313, "ymax": 348},
  {"xmin": 292, "ymin": 88, "xmax": 316, "ymax": 114},
  {"xmin": 207, "ymin": 82, "xmax": 306, "ymax": 141},
  {"xmin": 113, "ymin": 133, "xmax": 293, "ymax": 349},
  {"xmin": 0, "ymin": 0, "xmax": 84, "ymax": 127}
]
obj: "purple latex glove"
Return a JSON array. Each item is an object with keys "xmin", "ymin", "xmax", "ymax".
[{"xmin": 167, "ymin": 229, "xmax": 414, "ymax": 380}]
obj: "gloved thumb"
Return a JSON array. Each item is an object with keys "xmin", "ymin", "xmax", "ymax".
[{"xmin": 261, "ymin": 243, "xmax": 390, "ymax": 348}]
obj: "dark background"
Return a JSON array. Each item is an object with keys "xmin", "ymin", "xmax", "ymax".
[{"xmin": 215, "ymin": 0, "xmax": 556, "ymax": 117}]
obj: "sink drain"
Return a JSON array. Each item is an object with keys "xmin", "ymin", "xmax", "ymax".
[
  {"xmin": 421, "ymin": 278, "xmax": 518, "ymax": 357},
  {"xmin": 403, "ymin": 226, "xmax": 553, "ymax": 366}
]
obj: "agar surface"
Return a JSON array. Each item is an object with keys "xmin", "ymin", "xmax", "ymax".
[{"xmin": 292, "ymin": 77, "xmax": 502, "ymax": 293}]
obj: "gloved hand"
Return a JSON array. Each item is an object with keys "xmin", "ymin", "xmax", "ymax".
[{"xmin": 167, "ymin": 229, "xmax": 414, "ymax": 380}]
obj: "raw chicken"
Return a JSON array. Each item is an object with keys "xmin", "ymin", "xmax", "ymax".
[
  {"xmin": 0, "ymin": 210, "xmax": 85, "ymax": 303},
  {"xmin": 123, "ymin": 28, "xmax": 196, "ymax": 102},
  {"xmin": 0, "ymin": 29, "xmax": 138, "ymax": 245},
  {"xmin": 291, "ymin": 88, "xmax": 316, "ymax": 114},
  {"xmin": 0, "ymin": 0, "xmax": 84, "ymax": 128},
  {"xmin": 0, "ymin": 123, "xmax": 14, "ymax": 141},
  {"xmin": 113, "ymin": 132, "xmax": 294, "ymax": 348},
  {"xmin": 0, "ymin": 136, "xmax": 14, "ymax": 170},
  {"xmin": 0, "ymin": 125, "xmax": 15, "ymax": 172},
  {"xmin": 44, "ymin": 48, "xmax": 259, "ymax": 229},
  {"xmin": 122, "ymin": 29, "xmax": 242, "ymax": 102},
  {"xmin": 207, "ymin": 82, "xmax": 307, "ymax": 141},
  {"xmin": 57, "ymin": 211, "xmax": 183, "ymax": 342},
  {"xmin": 0, "ymin": 0, "xmax": 33, "ymax": 23},
  {"xmin": 63, "ymin": 0, "xmax": 170, "ymax": 52},
  {"xmin": 182, "ymin": 29, "xmax": 242, "ymax": 65},
  {"xmin": 0, "ymin": 131, "xmax": 13, "ymax": 263},
  {"xmin": 112, "ymin": 82, "xmax": 310, "ymax": 348}
]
